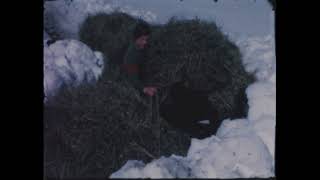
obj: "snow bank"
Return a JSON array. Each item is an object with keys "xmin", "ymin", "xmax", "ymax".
[
  {"xmin": 44, "ymin": 0, "xmax": 157, "ymax": 39},
  {"xmin": 44, "ymin": 30, "xmax": 50, "ymax": 43},
  {"xmin": 238, "ymin": 35, "xmax": 276, "ymax": 82},
  {"xmin": 44, "ymin": 39, "xmax": 105, "ymax": 101},
  {"xmin": 111, "ymin": 120, "xmax": 273, "ymax": 178},
  {"xmin": 237, "ymin": 35, "xmax": 276, "ymax": 159},
  {"xmin": 110, "ymin": 35, "xmax": 276, "ymax": 178}
]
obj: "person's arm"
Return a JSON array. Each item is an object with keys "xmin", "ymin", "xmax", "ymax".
[
  {"xmin": 122, "ymin": 44, "xmax": 144, "ymax": 90},
  {"xmin": 122, "ymin": 63, "xmax": 144, "ymax": 91},
  {"xmin": 123, "ymin": 44, "xmax": 157, "ymax": 96},
  {"xmin": 124, "ymin": 65, "xmax": 156, "ymax": 96}
]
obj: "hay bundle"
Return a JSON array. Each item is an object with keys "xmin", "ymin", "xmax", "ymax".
[
  {"xmin": 79, "ymin": 12, "xmax": 138, "ymax": 66},
  {"xmin": 44, "ymin": 67, "xmax": 191, "ymax": 178},
  {"xmin": 144, "ymin": 18, "xmax": 255, "ymax": 120},
  {"xmin": 44, "ymin": 13, "xmax": 255, "ymax": 178}
]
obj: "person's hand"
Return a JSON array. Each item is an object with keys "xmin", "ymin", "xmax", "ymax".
[{"xmin": 143, "ymin": 87, "xmax": 157, "ymax": 96}]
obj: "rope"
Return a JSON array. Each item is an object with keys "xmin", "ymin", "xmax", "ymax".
[{"xmin": 150, "ymin": 91, "xmax": 161, "ymax": 157}]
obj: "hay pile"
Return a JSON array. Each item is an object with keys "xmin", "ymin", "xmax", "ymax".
[
  {"xmin": 79, "ymin": 12, "xmax": 138, "ymax": 66},
  {"xmin": 44, "ymin": 67, "xmax": 191, "ymax": 178},
  {"xmin": 44, "ymin": 13, "xmax": 254, "ymax": 178},
  {"xmin": 144, "ymin": 18, "xmax": 255, "ymax": 120}
]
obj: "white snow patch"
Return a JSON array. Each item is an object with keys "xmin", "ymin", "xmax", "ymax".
[
  {"xmin": 198, "ymin": 120, "xmax": 210, "ymax": 125},
  {"xmin": 44, "ymin": 30, "xmax": 50, "ymax": 44},
  {"xmin": 237, "ymin": 35, "xmax": 276, "ymax": 82},
  {"xmin": 43, "ymin": 39, "xmax": 105, "ymax": 102},
  {"xmin": 111, "ymin": 120, "xmax": 274, "ymax": 178},
  {"xmin": 237, "ymin": 35, "xmax": 276, "ymax": 159}
]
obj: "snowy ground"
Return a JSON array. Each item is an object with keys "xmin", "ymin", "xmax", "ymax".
[{"xmin": 44, "ymin": 0, "xmax": 275, "ymax": 178}]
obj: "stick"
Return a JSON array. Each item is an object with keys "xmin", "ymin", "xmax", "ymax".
[
  {"xmin": 150, "ymin": 92, "xmax": 161, "ymax": 157},
  {"xmin": 155, "ymin": 93, "xmax": 161, "ymax": 156},
  {"xmin": 130, "ymin": 141, "xmax": 156, "ymax": 159}
]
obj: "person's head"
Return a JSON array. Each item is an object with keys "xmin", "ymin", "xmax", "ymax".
[{"xmin": 133, "ymin": 20, "xmax": 151, "ymax": 49}]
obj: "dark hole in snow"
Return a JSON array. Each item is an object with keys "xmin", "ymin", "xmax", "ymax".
[{"xmin": 160, "ymin": 81, "xmax": 223, "ymax": 139}]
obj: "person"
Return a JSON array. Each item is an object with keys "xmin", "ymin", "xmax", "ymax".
[{"xmin": 122, "ymin": 20, "xmax": 157, "ymax": 96}]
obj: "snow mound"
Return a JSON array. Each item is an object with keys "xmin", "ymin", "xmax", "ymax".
[
  {"xmin": 111, "ymin": 156, "xmax": 192, "ymax": 178},
  {"xmin": 44, "ymin": 39, "xmax": 105, "ymax": 101},
  {"xmin": 44, "ymin": 0, "xmax": 157, "ymax": 39},
  {"xmin": 111, "ymin": 119, "xmax": 273, "ymax": 178},
  {"xmin": 44, "ymin": 30, "xmax": 50, "ymax": 44},
  {"xmin": 237, "ymin": 35, "xmax": 276, "ymax": 159},
  {"xmin": 237, "ymin": 35, "xmax": 276, "ymax": 82}
]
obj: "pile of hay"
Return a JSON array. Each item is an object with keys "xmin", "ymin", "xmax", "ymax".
[
  {"xmin": 79, "ymin": 12, "xmax": 138, "ymax": 66},
  {"xmin": 44, "ymin": 13, "xmax": 254, "ymax": 178},
  {"xmin": 44, "ymin": 67, "xmax": 191, "ymax": 178},
  {"xmin": 144, "ymin": 18, "xmax": 255, "ymax": 120}
]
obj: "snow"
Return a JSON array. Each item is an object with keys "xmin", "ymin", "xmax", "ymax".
[
  {"xmin": 43, "ymin": 39, "xmax": 105, "ymax": 102},
  {"xmin": 237, "ymin": 35, "xmax": 276, "ymax": 82},
  {"xmin": 198, "ymin": 120, "xmax": 210, "ymax": 125},
  {"xmin": 111, "ymin": 119, "xmax": 274, "ymax": 178},
  {"xmin": 237, "ymin": 35, "xmax": 276, "ymax": 159},
  {"xmin": 43, "ymin": 0, "xmax": 276, "ymax": 178},
  {"xmin": 44, "ymin": 0, "xmax": 158, "ymax": 39},
  {"xmin": 187, "ymin": 120, "xmax": 273, "ymax": 178},
  {"xmin": 44, "ymin": 30, "xmax": 50, "ymax": 44}
]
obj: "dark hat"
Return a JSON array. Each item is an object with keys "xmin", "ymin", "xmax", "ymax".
[{"xmin": 133, "ymin": 20, "xmax": 151, "ymax": 40}]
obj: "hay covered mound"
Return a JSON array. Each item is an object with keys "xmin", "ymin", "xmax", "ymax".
[
  {"xmin": 44, "ymin": 67, "xmax": 191, "ymax": 178},
  {"xmin": 44, "ymin": 13, "xmax": 255, "ymax": 178},
  {"xmin": 144, "ymin": 18, "xmax": 255, "ymax": 120},
  {"xmin": 79, "ymin": 12, "xmax": 138, "ymax": 66}
]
